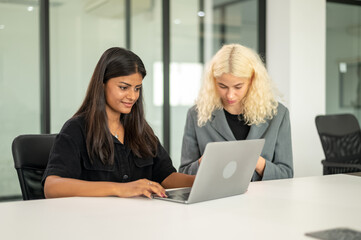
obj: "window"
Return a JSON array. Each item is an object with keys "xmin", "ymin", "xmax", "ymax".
[
  {"xmin": 0, "ymin": 1, "xmax": 40, "ymax": 198},
  {"xmin": 326, "ymin": 1, "xmax": 361, "ymax": 120}
]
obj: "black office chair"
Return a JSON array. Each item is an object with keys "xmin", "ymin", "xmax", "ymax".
[
  {"xmin": 11, "ymin": 134, "xmax": 56, "ymax": 200},
  {"xmin": 315, "ymin": 114, "xmax": 361, "ymax": 175}
]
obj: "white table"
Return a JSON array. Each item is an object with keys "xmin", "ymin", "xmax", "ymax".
[{"xmin": 1, "ymin": 174, "xmax": 360, "ymax": 240}]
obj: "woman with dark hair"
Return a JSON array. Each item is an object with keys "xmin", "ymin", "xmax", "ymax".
[{"xmin": 43, "ymin": 47, "xmax": 195, "ymax": 199}]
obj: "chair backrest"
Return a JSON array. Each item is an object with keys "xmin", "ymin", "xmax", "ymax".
[
  {"xmin": 315, "ymin": 114, "xmax": 360, "ymax": 136},
  {"xmin": 315, "ymin": 114, "xmax": 361, "ymax": 161},
  {"xmin": 11, "ymin": 134, "xmax": 56, "ymax": 200}
]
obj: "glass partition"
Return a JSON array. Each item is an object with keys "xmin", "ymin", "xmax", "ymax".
[
  {"xmin": 326, "ymin": 2, "xmax": 361, "ymax": 120},
  {"xmin": 170, "ymin": 0, "xmax": 260, "ymax": 168},
  {"xmin": 131, "ymin": 0, "xmax": 163, "ymax": 141},
  {"xmin": 0, "ymin": 1, "xmax": 40, "ymax": 198},
  {"xmin": 50, "ymin": 0, "xmax": 126, "ymax": 132}
]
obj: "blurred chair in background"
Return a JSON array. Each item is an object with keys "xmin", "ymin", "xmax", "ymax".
[
  {"xmin": 11, "ymin": 134, "xmax": 56, "ymax": 200},
  {"xmin": 315, "ymin": 114, "xmax": 361, "ymax": 175}
]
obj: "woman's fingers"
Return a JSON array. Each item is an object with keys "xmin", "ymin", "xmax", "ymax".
[
  {"xmin": 142, "ymin": 179, "xmax": 167, "ymax": 198},
  {"xmin": 142, "ymin": 189, "xmax": 153, "ymax": 199},
  {"xmin": 148, "ymin": 181, "xmax": 167, "ymax": 198}
]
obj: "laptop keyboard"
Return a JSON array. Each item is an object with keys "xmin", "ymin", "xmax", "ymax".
[{"xmin": 165, "ymin": 189, "xmax": 191, "ymax": 201}]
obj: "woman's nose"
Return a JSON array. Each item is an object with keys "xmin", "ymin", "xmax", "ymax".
[
  {"xmin": 226, "ymin": 89, "xmax": 234, "ymax": 99},
  {"xmin": 127, "ymin": 89, "xmax": 137, "ymax": 100}
]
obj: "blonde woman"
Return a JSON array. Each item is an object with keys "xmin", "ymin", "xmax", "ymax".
[{"xmin": 179, "ymin": 44, "xmax": 293, "ymax": 181}]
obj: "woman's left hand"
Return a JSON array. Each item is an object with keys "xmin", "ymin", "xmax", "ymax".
[{"xmin": 255, "ymin": 156, "xmax": 266, "ymax": 176}]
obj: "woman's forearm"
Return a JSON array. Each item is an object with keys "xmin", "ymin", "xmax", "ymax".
[
  {"xmin": 161, "ymin": 172, "xmax": 195, "ymax": 189},
  {"xmin": 44, "ymin": 175, "xmax": 167, "ymax": 199},
  {"xmin": 44, "ymin": 175, "xmax": 119, "ymax": 198}
]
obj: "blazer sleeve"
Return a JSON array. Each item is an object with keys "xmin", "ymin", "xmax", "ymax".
[
  {"xmin": 261, "ymin": 108, "xmax": 294, "ymax": 180},
  {"xmin": 179, "ymin": 108, "xmax": 201, "ymax": 175}
]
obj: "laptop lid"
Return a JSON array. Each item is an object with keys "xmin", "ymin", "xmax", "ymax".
[{"xmin": 155, "ymin": 139, "xmax": 265, "ymax": 204}]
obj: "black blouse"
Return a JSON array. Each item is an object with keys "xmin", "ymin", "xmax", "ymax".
[
  {"xmin": 224, "ymin": 109, "xmax": 250, "ymax": 140},
  {"xmin": 42, "ymin": 116, "xmax": 176, "ymax": 185}
]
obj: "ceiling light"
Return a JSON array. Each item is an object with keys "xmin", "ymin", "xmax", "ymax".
[{"xmin": 197, "ymin": 11, "xmax": 205, "ymax": 17}]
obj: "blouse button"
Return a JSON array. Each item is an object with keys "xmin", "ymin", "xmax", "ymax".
[{"xmin": 123, "ymin": 175, "xmax": 128, "ymax": 180}]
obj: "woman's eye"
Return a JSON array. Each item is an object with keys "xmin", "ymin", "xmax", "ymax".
[
  {"xmin": 219, "ymin": 85, "xmax": 227, "ymax": 89},
  {"xmin": 135, "ymin": 87, "xmax": 141, "ymax": 92},
  {"xmin": 119, "ymin": 86, "xmax": 127, "ymax": 90}
]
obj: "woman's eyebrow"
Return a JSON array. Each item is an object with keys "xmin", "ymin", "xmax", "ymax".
[
  {"xmin": 217, "ymin": 82, "xmax": 243, "ymax": 87},
  {"xmin": 119, "ymin": 82, "xmax": 131, "ymax": 86},
  {"xmin": 119, "ymin": 82, "xmax": 142, "ymax": 87}
]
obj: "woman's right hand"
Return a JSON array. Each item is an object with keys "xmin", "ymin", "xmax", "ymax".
[{"xmin": 116, "ymin": 179, "xmax": 167, "ymax": 199}]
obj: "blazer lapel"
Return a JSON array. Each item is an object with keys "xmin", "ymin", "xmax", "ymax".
[
  {"xmin": 210, "ymin": 109, "xmax": 236, "ymax": 141},
  {"xmin": 247, "ymin": 121, "xmax": 269, "ymax": 140}
]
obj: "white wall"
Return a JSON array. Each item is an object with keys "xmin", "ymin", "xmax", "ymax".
[{"xmin": 267, "ymin": 0, "xmax": 326, "ymax": 177}]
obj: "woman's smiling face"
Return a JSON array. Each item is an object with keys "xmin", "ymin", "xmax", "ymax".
[{"xmin": 104, "ymin": 73, "xmax": 143, "ymax": 118}]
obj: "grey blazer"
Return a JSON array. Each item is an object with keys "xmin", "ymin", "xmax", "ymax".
[{"xmin": 179, "ymin": 102, "xmax": 293, "ymax": 181}]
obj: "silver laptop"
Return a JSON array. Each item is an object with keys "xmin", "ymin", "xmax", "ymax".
[{"xmin": 154, "ymin": 139, "xmax": 265, "ymax": 204}]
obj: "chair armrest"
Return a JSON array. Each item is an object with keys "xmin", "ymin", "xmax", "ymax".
[{"xmin": 321, "ymin": 160, "xmax": 361, "ymax": 170}]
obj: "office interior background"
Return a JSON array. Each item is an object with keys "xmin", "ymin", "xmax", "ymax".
[{"xmin": 0, "ymin": 0, "xmax": 360, "ymax": 200}]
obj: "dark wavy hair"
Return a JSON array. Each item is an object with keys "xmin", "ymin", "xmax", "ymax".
[{"xmin": 74, "ymin": 47, "xmax": 158, "ymax": 165}]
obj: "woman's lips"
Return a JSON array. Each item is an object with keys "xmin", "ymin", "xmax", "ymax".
[{"xmin": 122, "ymin": 102, "xmax": 134, "ymax": 108}]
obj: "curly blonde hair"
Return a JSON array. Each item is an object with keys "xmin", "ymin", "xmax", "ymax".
[{"xmin": 196, "ymin": 44, "xmax": 278, "ymax": 126}]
